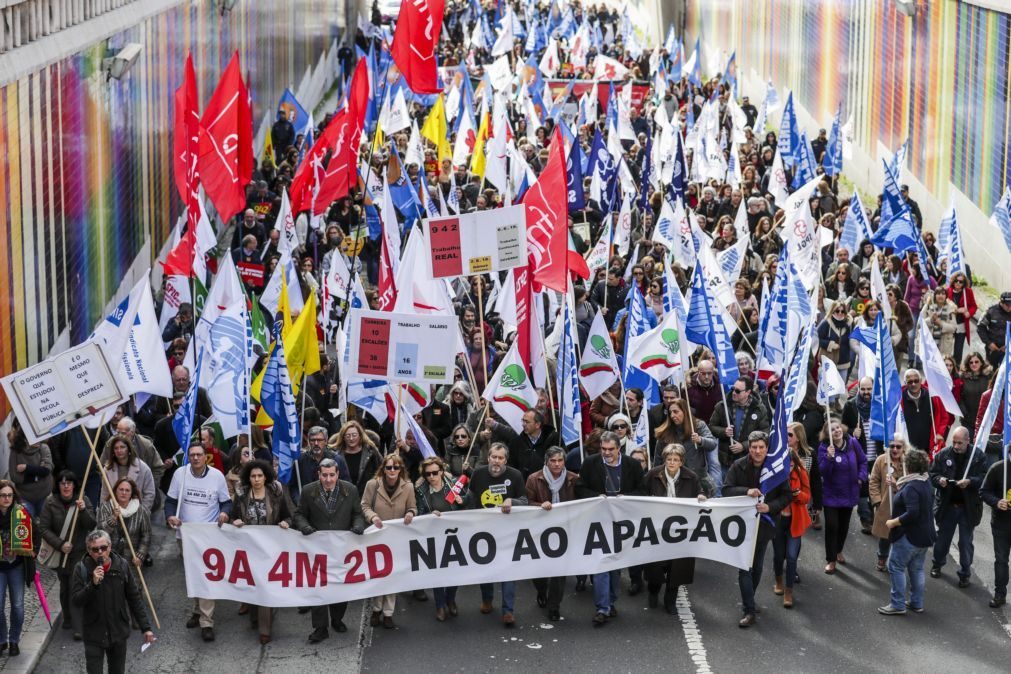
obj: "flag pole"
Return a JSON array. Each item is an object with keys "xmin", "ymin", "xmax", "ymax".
[
  {"xmin": 540, "ymin": 326, "xmax": 559, "ymax": 431},
  {"xmin": 476, "ymin": 279, "xmax": 490, "ymax": 396},
  {"xmin": 62, "ymin": 427, "xmax": 100, "ymax": 568},
  {"xmin": 295, "ymin": 372, "xmax": 308, "ymax": 495}
]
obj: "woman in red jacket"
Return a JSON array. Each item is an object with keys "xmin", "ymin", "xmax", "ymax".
[
  {"xmin": 946, "ymin": 272, "xmax": 977, "ymax": 365},
  {"xmin": 771, "ymin": 443, "xmax": 812, "ymax": 609}
]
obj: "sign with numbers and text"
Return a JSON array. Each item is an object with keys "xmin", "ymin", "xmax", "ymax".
[
  {"xmin": 425, "ymin": 204, "xmax": 527, "ymax": 279},
  {"xmin": 346, "ymin": 309, "xmax": 459, "ymax": 385}
]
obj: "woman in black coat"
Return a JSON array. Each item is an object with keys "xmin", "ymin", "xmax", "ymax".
[{"xmin": 644, "ymin": 444, "xmax": 707, "ymax": 614}]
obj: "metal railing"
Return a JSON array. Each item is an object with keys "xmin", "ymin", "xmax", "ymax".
[{"xmin": 1, "ymin": 0, "xmax": 137, "ymax": 54}]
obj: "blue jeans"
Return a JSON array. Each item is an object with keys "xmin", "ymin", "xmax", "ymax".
[
  {"xmin": 433, "ymin": 586, "xmax": 458, "ymax": 610},
  {"xmin": 932, "ymin": 506, "xmax": 975, "ymax": 578},
  {"xmin": 887, "ymin": 535, "xmax": 928, "ymax": 610},
  {"xmin": 706, "ymin": 448, "xmax": 722, "ymax": 496},
  {"xmin": 480, "ymin": 582, "xmax": 515, "ymax": 615},
  {"xmin": 738, "ymin": 537, "xmax": 770, "ymax": 615},
  {"xmin": 592, "ymin": 569, "xmax": 620, "ymax": 614},
  {"xmin": 0, "ymin": 564, "xmax": 25, "ymax": 643},
  {"xmin": 772, "ymin": 518, "xmax": 803, "ymax": 588}
]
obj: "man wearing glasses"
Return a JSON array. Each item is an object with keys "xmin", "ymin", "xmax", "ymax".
[
  {"xmin": 165, "ymin": 442, "xmax": 232, "ymax": 642},
  {"xmin": 709, "ymin": 376, "xmax": 770, "ymax": 485},
  {"xmin": 71, "ymin": 530, "xmax": 155, "ymax": 673},
  {"xmin": 900, "ymin": 369, "xmax": 949, "ymax": 457}
]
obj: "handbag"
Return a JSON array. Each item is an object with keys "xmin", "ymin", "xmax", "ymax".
[{"xmin": 37, "ymin": 505, "xmax": 76, "ymax": 569}]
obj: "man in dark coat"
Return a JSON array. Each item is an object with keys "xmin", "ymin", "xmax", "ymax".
[
  {"xmin": 723, "ymin": 431, "xmax": 792, "ymax": 628},
  {"xmin": 977, "ymin": 292, "xmax": 1011, "ymax": 368},
  {"xmin": 270, "ymin": 110, "xmax": 295, "ymax": 164},
  {"xmin": 72, "ymin": 530, "xmax": 155, "ymax": 672},
  {"xmin": 709, "ymin": 377, "xmax": 771, "ymax": 474},
  {"xmin": 489, "ymin": 410, "xmax": 559, "ymax": 479},
  {"xmin": 929, "ymin": 427, "xmax": 987, "ymax": 587},
  {"xmin": 292, "ymin": 459, "xmax": 366, "ymax": 641}
]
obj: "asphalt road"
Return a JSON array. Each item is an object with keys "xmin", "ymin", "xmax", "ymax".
[{"xmin": 35, "ymin": 512, "xmax": 1011, "ymax": 673}]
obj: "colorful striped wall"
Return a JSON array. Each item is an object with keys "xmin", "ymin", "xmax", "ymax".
[
  {"xmin": 687, "ymin": 0, "xmax": 1010, "ymax": 220},
  {"xmin": 0, "ymin": 0, "xmax": 344, "ymax": 411}
]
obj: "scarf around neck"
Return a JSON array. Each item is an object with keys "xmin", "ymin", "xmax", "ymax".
[{"xmin": 544, "ymin": 469, "xmax": 567, "ymax": 504}]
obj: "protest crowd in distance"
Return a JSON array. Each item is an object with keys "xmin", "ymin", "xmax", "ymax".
[{"xmin": 6, "ymin": 1, "xmax": 1011, "ymax": 669}]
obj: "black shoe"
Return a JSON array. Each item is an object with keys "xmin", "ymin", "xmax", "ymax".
[
  {"xmin": 548, "ymin": 609, "xmax": 560, "ymax": 621},
  {"xmin": 307, "ymin": 628, "xmax": 329, "ymax": 644},
  {"xmin": 0, "ymin": 643, "xmax": 7, "ymax": 654},
  {"xmin": 333, "ymin": 620, "xmax": 347, "ymax": 633},
  {"xmin": 61, "ymin": 617, "xmax": 73, "ymax": 630},
  {"xmin": 412, "ymin": 589, "xmax": 428, "ymax": 601},
  {"xmin": 648, "ymin": 592, "xmax": 659, "ymax": 609},
  {"xmin": 738, "ymin": 613, "xmax": 756, "ymax": 628},
  {"xmin": 186, "ymin": 614, "xmax": 200, "ymax": 629},
  {"xmin": 201, "ymin": 627, "xmax": 215, "ymax": 642},
  {"xmin": 664, "ymin": 589, "xmax": 678, "ymax": 615},
  {"xmin": 958, "ymin": 576, "xmax": 970, "ymax": 588},
  {"xmin": 73, "ymin": 632, "xmax": 82, "ymax": 641},
  {"xmin": 536, "ymin": 592, "xmax": 547, "ymax": 608},
  {"xmin": 7, "ymin": 643, "xmax": 18, "ymax": 657},
  {"xmin": 144, "ymin": 554, "xmax": 153, "ymax": 568},
  {"xmin": 628, "ymin": 581, "xmax": 643, "ymax": 596},
  {"xmin": 989, "ymin": 596, "xmax": 1006, "ymax": 608},
  {"xmin": 794, "ymin": 573, "xmax": 801, "ymax": 584},
  {"xmin": 592, "ymin": 612, "xmax": 607, "ymax": 626},
  {"xmin": 929, "ymin": 566, "xmax": 941, "ymax": 578},
  {"xmin": 575, "ymin": 577, "xmax": 586, "ymax": 592},
  {"xmin": 607, "ymin": 606, "xmax": 618, "ymax": 618},
  {"xmin": 860, "ymin": 523, "xmax": 872, "ymax": 535},
  {"xmin": 297, "ymin": 606, "xmax": 311, "ymax": 614}
]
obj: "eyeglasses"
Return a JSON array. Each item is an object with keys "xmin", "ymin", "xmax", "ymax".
[
  {"xmin": 786, "ymin": 432, "xmax": 795, "ymax": 437},
  {"xmin": 952, "ymin": 279, "xmax": 964, "ymax": 285},
  {"xmin": 889, "ymin": 444, "xmax": 903, "ymax": 449},
  {"xmin": 453, "ymin": 434, "xmax": 469, "ymax": 440},
  {"xmin": 423, "ymin": 471, "xmax": 441, "ymax": 477},
  {"xmin": 188, "ymin": 453, "xmax": 205, "ymax": 460},
  {"xmin": 907, "ymin": 379, "xmax": 921, "ymax": 384},
  {"xmin": 384, "ymin": 466, "xmax": 401, "ymax": 472},
  {"xmin": 611, "ymin": 424, "xmax": 628, "ymax": 430},
  {"xmin": 88, "ymin": 545, "xmax": 110, "ymax": 553},
  {"xmin": 732, "ymin": 388, "xmax": 747, "ymax": 394},
  {"xmin": 0, "ymin": 493, "xmax": 12, "ymax": 499}
]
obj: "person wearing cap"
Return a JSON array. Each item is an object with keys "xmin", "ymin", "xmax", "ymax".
[
  {"xmin": 977, "ymin": 292, "xmax": 1011, "ymax": 368},
  {"xmin": 899, "ymin": 184, "xmax": 923, "ymax": 229}
]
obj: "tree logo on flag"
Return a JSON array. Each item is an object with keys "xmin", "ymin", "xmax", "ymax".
[
  {"xmin": 493, "ymin": 364, "xmax": 534, "ymax": 410},
  {"xmin": 580, "ymin": 335, "xmax": 614, "ymax": 376},
  {"xmin": 639, "ymin": 329, "xmax": 681, "ymax": 369}
]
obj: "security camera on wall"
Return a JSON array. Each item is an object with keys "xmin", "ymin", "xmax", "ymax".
[
  {"xmin": 893, "ymin": 0, "xmax": 918, "ymax": 17},
  {"xmin": 103, "ymin": 43, "xmax": 143, "ymax": 81}
]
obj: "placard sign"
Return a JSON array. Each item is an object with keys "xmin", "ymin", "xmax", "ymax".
[
  {"xmin": 347, "ymin": 310, "xmax": 458, "ymax": 385},
  {"xmin": 426, "ymin": 204, "xmax": 527, "ymax": 279},
  {"xmin": 1, "ymin": 341, "xmax": 127, "ymax": 444}
]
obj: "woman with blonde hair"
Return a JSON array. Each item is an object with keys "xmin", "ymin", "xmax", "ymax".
[
  {"xmin": 415, "ymin": 457, "xmax": 465, "ymax": 620},
  {"xmin": 331, "ymin": 420, "xmax": 382, "ymax": 495}
]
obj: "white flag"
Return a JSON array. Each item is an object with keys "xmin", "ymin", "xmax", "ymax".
[
  {"xmin": 627, "ymin": 309, "xmax": 684, "ymax": 384},
  {"xmin": 768, "ymin": 147, "xmax": 789, "ymax": 206},
  {"xmin": 539, "ymin": 38, "xmax": 560, "ymax": 77},
  {"xmin": 379, "ymin": 87, "xmax": 410, "ymax": 134},
  {"xmin": 578, "ymin": 310, "xmax": 619, "ymax": 400},
  {"xmin": 483, "ymin": 341, "xmax": 538, "ymax": 433},
  {"xmin": 593, "ymin": 54, "xmax": 629, "ymax": 80},
  {"xmin": 916, "ymin": 313, "xmax": 962, "ymax": 417},
  {"xmin": 816, "ymin": 356, "xmax": 847, "ymax": 405}
]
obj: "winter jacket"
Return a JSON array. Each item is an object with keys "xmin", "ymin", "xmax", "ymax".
[
  {"xmin": 525, "ymin": 469, "xmax": 579, "ymax": 505},
  {"xmin": 869, "ymin": 453, "xmax": 906, "ymax": 540},
  {"xmin": 576, "ymin": 454, "xmax": 645, "ymax": 497},
  {"xmin": 39, "ymin": 494, "xmax": 95, "ymax": 570},
  {"xmin": 817, "ymin": 436, "xmax": 867, "ymax": 508},
  {"xmin": 817, "ymin": 316, "xmax": 853, "ymax": 365},
  {"xmin": 360, "ymin": 479, "xmax": 418, "ymax": 524},
  {"xmin": 292, "ymin": 480, "xmax": 366, "ymax": 534},
  {"xmin": 644, "ymin": 466, "xmax": 703, "ymax": 587},
  {"xmin": 889, "ymin": 478, "xmax": 936, "ymax": 547},
  {"xmin": 960, "ymin": 372, "xmax": 989, "ymax": 435},
  {"xmin": 980, "ymin": 461, "xmax": 1011, "ymax": 533},
  {"xmin": 232, "ymin": 482, "xmax": 295, "ymax": 527},
  {"xmin": 723, "ymin": 456, "xmax": 792, "ymax": 542},
  {"xmin": 8, "ymin": 443, "xmax": 54, "ymax": 505},
  {"xmin": 686, "ymin": 377, "xmax": 723, "ymax": 425},
  {"xmin": 98, "ymin": 500, "xmax": 152, "ymax": 562},
  {"xmin": 709, "ymin": 396, "xmax": 771, "ymax": 468},
  {"xmin": 946, "ymin": 286, "xmax": 976, "ymax": 341},
  {"xmin": 929, "ymin": 447, "xmax": 987, "ymax": 527},
  {"xmin": 783, "ymin": 463, "xmax": 813, "ymax": 538},
  {"xmin": 977, "ymin": 302, "xmax": 1011, "ymax": 366},
  {"xmin": 72, "ymin": 552, "xmax": 151, "ymax": 647},
  {"xmin": 101, "ymin": 459, "xmax": 157, "ymax": 514}
]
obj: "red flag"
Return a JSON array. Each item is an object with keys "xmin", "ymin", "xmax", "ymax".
[
  {"xmin": 289, "ymin": 126, "xmax": 331, "ymax": 215},
  {"xmin": 173, "ymin": 53, "xmax": 200, "ymax": 206},
  {"xmin": 514, "ymin": 265, "xmax": 532, "ymax": 366},
  {"xmin": 567, "ymin": 231, "xmax": 591, "ymax": 281},
  {"xmin": 377, "ymin": 236, "xmax": 398, "ymax": 311},
  {"xmin": 522, "ymin": 127, "xmax": 569, "ymax": 292},
  {"xmin": 312, "ymin": 58, "xmax": 370, "ymax": 215},
  {"xmin": 390, "ymin": 0, "xmax": 445, "ymax": 94},
  {"xmin": 198, "ymin": 51, "xmax": 253, "ymax": 223},
  {"xmin": 163, "ymin": 228, "xmax": 196, "ymax": 277}
]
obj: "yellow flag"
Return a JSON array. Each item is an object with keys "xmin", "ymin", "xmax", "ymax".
[
  {"xmin": 262, "ymin": 130, "xmax": 274, "ymax": 165},
  {"xmin": 371, "ymin": 121, "xmax": 385, "ymax": 158},
  {"xmin": 420, "ymin": 94, "xmax": 451, "ymax": 164},
  {"xmin": 251, "ymin": 271, "xmax": 296, "ymax": 407},
  {"xmin": 470, "ymin": 110, "xmax": 490, "ymax": 180},
  {"xmin": 284, "ymin": 292, "xmax": 322, "ymax": 386}
]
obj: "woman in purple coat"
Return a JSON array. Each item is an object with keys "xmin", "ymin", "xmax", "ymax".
[{"xmin": 818, "ymin": 418, "xmax": 868, "ymax": 574}]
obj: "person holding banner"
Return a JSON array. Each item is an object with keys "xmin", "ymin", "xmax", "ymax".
[
  {"xmin": 415, "ymin": 457, "xmax": 465, "ymax": 622},
  {"xmin": 361, "ymin": 454, "xmax": 417, "ymax": 630},
  {"xmin": 39, "ymin": 470, "xmax": 95, "ymax": 641},
  {"xmin": 644, "ymin": 444, "xmax": 706, "ymax": 614},
  {"xmin": 576, "ymin": 432, "xmax": 645, "ymax": 627},
  {"xmin": 723, "ymin": 431, "xmax": 792, "ymax": 628},
  {"xmin": 525, "ymin": 447, "xmax": 579, "ymax": 622},
  {"xmin": 292, "ymin": 458, "xmax": 365, "ymax": 642},
  {"xmin": 980, "ymin": 455, "xmax": 1011, "ymax": 607},
  {"xmin": 231, "ymin": 460, "xmax": 295, "ymax": 644},
  {"xmin": 466, "ymin": 444, "xmax": 528, "ymax": 627}
]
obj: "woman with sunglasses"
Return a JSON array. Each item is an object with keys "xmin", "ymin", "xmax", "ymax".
[
  {"xmin": 818, "ymin": 301, "xmax": 853, "ymax": 381},
  {"xmin": 959, "ymin": 352, "xmax": 991, "ymax": 436},
  {"xmin": 415, "ymin": 457, "xmax": 464, "ymax": 621},
  {"xmin": 946, "ymin": 272, "xmax": 977, "ymax": 364},
  {"xmin": 361, "ymin": 455, "xmax": 417, "ymax": 629},
  {"xmin": 447, "ymin": 424, "xmax": 484, "ymax": 476},
  {"xmin": 0, "ymin": 481, "xmax": 33, "ymax": 656}
]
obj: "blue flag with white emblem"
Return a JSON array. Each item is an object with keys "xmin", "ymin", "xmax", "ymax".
[
  {"xmin": 990, "ymin": 186, "xmax": 1011, "ymax": 255},
  {"xmin": 778, "ymin": 92, "xmax": 800, "ymax": 169},
  {"xmin": 260, "ymin": 327, "xmax": 301, "ymax": 484},
  {"xmin": 566, "ymin": 133, "xmax": 586, "ymax": 210},
  {"xmin": 822, "ymin": 106, "xmax": 843, "ymax": 177},
  {"xmin": 685, "ymin": 261, "xmax": 740, "ymax": 388},
  {"xmin": 621, "ymin": 285, "xmax": 660, "ymax": 405},
  {"xmin": 760, "ymin": 372, "xmax": 791, "ymax": 494},
  {"xmin": 557, "ymin": 296, "xmax": 582, "ymax": 446},
  {"xmin": 838, "ymin": 192, "xmax": 871, "ymax": 256}
]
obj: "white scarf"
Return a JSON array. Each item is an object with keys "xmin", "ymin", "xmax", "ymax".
[
  {"xmin": 119, "ymin": 498, "xmax": 141, "ymax": 518},
  {"xmin": 665, "ymin": 469, "xmax": 681, "ymax": 498},
  {"xmin": 544, "ymin": 469, "xmax": 568, "ymax": 504}
]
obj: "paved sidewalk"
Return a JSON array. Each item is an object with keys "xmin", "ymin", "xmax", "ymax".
[{"xmin": 0, "ymin": 565, "xmax": 61, "ymax": 673}]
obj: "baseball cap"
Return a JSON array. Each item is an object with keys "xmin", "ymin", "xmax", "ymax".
[{"xmin": 1000, "ymin": 292, "xmax": 1011, "ymax": 304}]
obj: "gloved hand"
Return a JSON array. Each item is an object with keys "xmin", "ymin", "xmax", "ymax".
[{"xmin": 300, "ymin": 526, "xmax": 316, "ymax": 536}]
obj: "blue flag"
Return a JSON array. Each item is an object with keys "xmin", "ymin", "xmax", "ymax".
[
  {"xmin": 760, "ymin": 373, "xmax": 791, "ymax": 494},
  {"xmin": 992, "ymin": 187, "xmax": 1011, "ymax": 255},
  {"xmin": 686, "ymin": 38, "xmax": 702, "ymax": 87},
  {"xmin": 260, "ymin": 330, "xmax": 302, "ymax": 484},
  {"xmin": 790, "ymin": 131, "xmax": 816, "ymax": 190},
  {"xmin": 722, "ymin": 51, "xmax": 737, "ymax": 91},
  {"xmin": 869, "ymin": 313, "xmax": 903, "ymax": 443},
  {"xmin": 172, "ymin": 349, "xmax": 204, "ymax": 462},
  {"xmin": 938, "ymin": 203, "xmax": 967, "ymax": 278},
  {"xmin": 778, "ymin": 92, "xmax": 800, "ymax": 169},
  {"xmin": 838, "ymin": 192, "xmax": 871, "ymax": 256},
  {"xmin": 622, "ymin": 285, "xmax": 660, "ymax": 405},
  {"xmin": 589, "ymin": 128, "xmax": 616, "ymax": 215},
  {"xmin": 277, "ymin": 89, "xmax": 311, "ymax": 138},
  {"xmin": 566, "ymin": 133, "xmax": 586, "ymax": 210},
  {"xmin": 557, "ymin": 297, "xmax": 582, "ymax": 446},
  {"xmin": 685, "ymin": 262, "xmax": 740, "ymax": 388},
  {"xmin": 822, "ymin": 106, "xmax": 843, "ymax": 177}
]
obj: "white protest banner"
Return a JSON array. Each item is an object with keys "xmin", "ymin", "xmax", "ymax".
[
  {"xmin": 426, "ymin": 204, "xmax": 528, "ymax": 278},
  {"xmin": 182, "ymin": 496, "xmax": 759, "ymax": 606},
  {"xmin": 347, "ymin": 309, "xmax": 458, "ymax": 384},
  {"xmin": 1, "ymin": 341, "xmax": 127, "ymax": 444}
]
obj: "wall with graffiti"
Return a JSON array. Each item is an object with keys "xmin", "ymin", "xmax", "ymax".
[
  {"xmin": 686, "ymin": 0, "xmax": 1011, "ymax": 286},
  {"xmin": 0, "ymin": 0, "xmax": 344, "ymax": 407}
]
